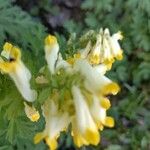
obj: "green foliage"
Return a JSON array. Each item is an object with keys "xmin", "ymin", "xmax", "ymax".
[
  {"xmin": 0, "ymin": 0, "xmax": 47, "ymax": 148},
  {"xmin": 0, "ymin": 0, "xmax": 47, "ymax": 70},
  {"xmin": 0, "ymin": 0, "xmax": 150, "ymax": 150},
  {"xmin": 0, "ymin": 74, "xmax": 41, "ymax": 147}
]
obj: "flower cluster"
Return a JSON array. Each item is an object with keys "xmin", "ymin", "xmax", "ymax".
[
  {"xmin": 34, "ymin": 29, "xmax": 123, "ymax": 150},
  {"xmin": 0, "ymin": 28, "xmax": 123, "ymax": 150},
  {"xmin": 88, "ymin": 28, "xmax": 123, "ymax": 66}
]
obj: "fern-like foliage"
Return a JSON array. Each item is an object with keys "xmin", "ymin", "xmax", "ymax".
[
  {"xmin": 0, "ymin": 74, "xmax": 41, "ymax": 147},
  {"xmin": 0, "ymin": 0, "xmax": 47, "ymax": 148},
  {"xmin": 0, "ymin": 0, "xmax": 46, "ymax": 61}
]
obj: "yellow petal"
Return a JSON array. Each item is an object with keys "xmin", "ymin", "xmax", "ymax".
[
  {"xmin": 3, "ymin": 42, "xmax": 13, "ymax": 51},
  {"xmin": 100, "ymin": 97, "xmax": 111, "ymax": 110},
  {"xmin": 101, "ymin": 82, "xmax": 120, "ymax": 95},
  {"xmin": 24, "ymin": 102, "xmax": 40, "ymax": 122},
  {"xmin": 95, "ymin": 121, "xmax": 104, "ymax": 131},
  {"xmin": 30, "ymin": 113, "xmax": 40, "ymax": 122},
  {"xmin": 116, "ymin": 50, "xmax": 123, "ymax": 60},
  {"xmin": 34, "ymin": 132, "xmax": 45, "ymax": 144},
  {"xmin": 104, "ymin": 117, "xmax": 115, "ymax": 128},
  {"xmin": 0, "ymin": 62, "xmax": 16, "ymax": 73},
  {"xmin": 84, "ymin": 128, "xmax": 100, "ymax": 145},
  {"xmin": 117, "ymin": 31, "xmax": 124, "ymax": 40},
  {"xmin": 74, "ymin": 53, "xmax": 81, "ymax": 59},
  {"xmin": 0, "ymin": 43, "xmax": 21, "ymax": 73},
  {"xmin": 73, "ymin": 132, "xmax": 89, "ymax": 147},
  {"xmin": 104, "ymin": 61, "xmax": 113, "ymax": 70},
  {"xmin": 67, "ymin": 53, "xmax": 81, "ymax": 65},
  {"xmin": 89, "ymin": 54, "xmax": 100, "ymax": 65},
  {"xmin": 11, "ymin": 47, "xmax": 21, "ymax": 60},
  {"xmin": 2, "ymin": 43, "xmax": 21, "ymax": 61},
  {"xmin": 45, "ymin": 137, "xmax": 58, "ymax": 150},
  {"xmin": 45, "ymin": 35, "xmax": 57, "ymax": 45},
  {"xmin": 66, "ymin": 57, "xmax": 75, "ymax": 65},
  {"xmin": 98, "ymin": 123, "xmax": 104, "ymax": 131}
]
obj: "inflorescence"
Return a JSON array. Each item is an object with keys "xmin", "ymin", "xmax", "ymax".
[{"xmin": 0, "ymin": 28, "xmax": 123, "ymax": 150}]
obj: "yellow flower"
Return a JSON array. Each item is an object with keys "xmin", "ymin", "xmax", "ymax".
[
  {"xmin": 66, "ymin": 53, "xmax": 81, "ymax": 65},
  {"xmin": 34, "ymin": 30, "xmax": 122, "ymax": 149},
  {"xmin": 75, "ymin": 59, "xmax": 120, "ymax": 95},
  {"xmin": 89, "ymin": 29, "xmax": 103, "ymax": 65},
  {"xmin": 0, "ymin": 42, "xmax": 37, "ymax": 102},
  {"xmin": 109, "ymin": 31, "xmax": 123, "ymax": 60},
  {"xmin": 44, "ymin": 35, "xmax": 59, "ymax": 74},
  {"xmin": 80, "ymin": 28, "xmax": 123, "ymax": 69},
  {"xmin": 70, "ymin": 86, "xmax": 115, "ymax": 148},
  {"xmin": 45, "ymin": 35, "xmax": 70, "ymax": 74},
  {"xmin": 100, "ymin": 82, "xmax": 120, "ymax": 95},
  {"xmin": 45, "ymin": 35, "xmax": 57, "ymax": 45},
  {"xmin": 72, "ymin": 120, "xmax": 90, "ymax": 147},
  {"xmin": 102, "ymin": 29, "xmax": 114, "ymax": 65},
  {"xmin": 71, "ymin": 86, "xmax": 100, "ymax": 147},
  {"xmin": 102, "ymin": 28, "xmax": 123, "ymax": 65},
  {"xmin": 0, "ymin": 42, "xmax": 20, "ymax": 73},
  {"xmin": 90, "ymin": 95, "xmax": 114, "ymax": 129},
  {"xmin": 24, "ymin": 102, "xmax": 40, "ymax": 122},
  {"xmin": 34, "ymin": 100, "xmax": 70, "ymax": 150}
]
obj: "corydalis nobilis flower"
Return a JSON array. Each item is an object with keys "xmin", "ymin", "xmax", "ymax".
[
  {"xmin": 79, "ymin": 28, "xmax": 123, "ymax": 69},
  {"xmin": 34, "ymin": 99, "xmax": 70, "ymax": 150},
  {"xmin": 0, "ymin": 43, "xmax": 39, "ymax": 122},
  {"xmin": 24, "ymin": 102, "xmax": 40, "ymax": 122},
  {"xmin": 34, "ymin": 29, "xmax": 123, "ymax": 150},
  {"xmin": 44, "ymin": 35, "xmax": 70, "ymax": 74},
  {"xmin": 0, "ymin": 42, "xmax": 37, "ymax": 102}
]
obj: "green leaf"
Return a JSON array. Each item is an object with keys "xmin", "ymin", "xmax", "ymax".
[{"xmin": 37, "ymin": 88, "xmax": 51, "ymax": 104}]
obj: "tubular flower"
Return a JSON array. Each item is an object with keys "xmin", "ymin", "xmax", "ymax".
[
  {"xmin": 0, "ymin": 42, "xmax": 37, "ymax": 102},
  {"xmin": 90, "ymin": 96, "xmax": 114, "ymax": 129},
  {"xmin": 45, "ymin": 35, "xmax": 70, "ymax": 74},
  {"xmin": 74, "ymin": 59, "xmax": 120, "ymax": 95},
  {"xmin": 102, "ymin": 31, "xmax": 114, "ymax": 65},
  {"xmin": 24, "ymin": 102, "xmax": 40, "ymax": 122},
  {"xmin": 71, "ymin": 86, "xmax": 100, "ymax": 147},
  {"xmin": 70, "ymin": 86, "xmax": 115, "ymax": 148},
  {"xmin": 45, "ymin": 35, "xmax": 59, "ymax": 74},
  {"xmin": 109, "ymin": 31, "xmax": 123, "ymax": 60},
  {"xmin": 34, "ymin": 31, "xmax": 123, "ymax": 149},
  {"xmin": 34, "ymin": 100, "xmax": 70, "ymax": 150},
  {"xmin": 89, "ymin": 29, "xmax": 103, "ymax": 65},
  {"xmin": 80, "ymin": 28, "xmax": 123, "ymax": 70},
  {"xmin": 102, "ymin": 28, "xmax": 123, "ymax": 66}
]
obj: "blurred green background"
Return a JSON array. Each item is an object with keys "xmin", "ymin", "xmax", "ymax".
[{"xmin": 0, "ymin": 0, "xmax": 149, "ymax": 149}]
